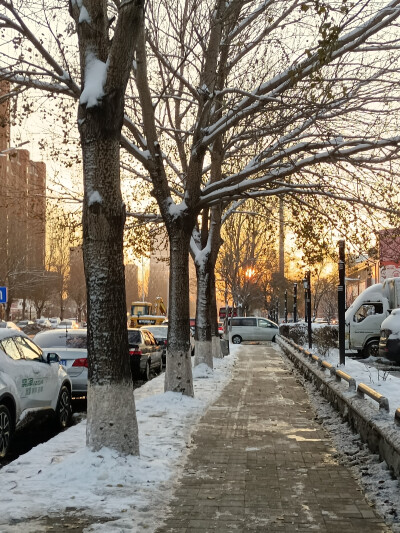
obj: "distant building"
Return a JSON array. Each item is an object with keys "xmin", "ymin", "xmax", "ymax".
[
  {"xmin": 345, "ymin": 229, "xmax": 400, "ymax": 306},
  {"xmin": 125, "ymin": 263, "xmax": 139, "ymax": 309},
  {"xmin": 147, "ymin": 232, "xmax": 169, "ymax": 307},
  {"xmin": 0, "ymin": 81, "xmax": 46, "ymax": 309},
  {"xmin": 378, "ymin": 228, "xmax": 400, "ymax": 280}
]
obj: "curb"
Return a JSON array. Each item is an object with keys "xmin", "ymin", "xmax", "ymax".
[{"xmin": 277, "ymin": 335, "xmax": 400, "ymax": 478}]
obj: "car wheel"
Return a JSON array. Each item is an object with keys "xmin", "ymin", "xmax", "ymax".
[
  {"xmin": 232, "ymin": 335, "xmax": 242, "ymax": 344},
  {"xmin": 272, "ymin": 335, "xmax": 276, "ymax": 343},
  {"xmin": 364, "ymin": 340, "xmax": 379, "ymax": 358},
  {"xmin": 0, "ymin": 405, "xmax": 12, "ymax": 459},
  {"xmin": 143, "ymin": 361, "xmax": 151, "ymax": 381},
  {"xmin": 56, "ymin": 385, "xmax": 72, "ymax": 429}
]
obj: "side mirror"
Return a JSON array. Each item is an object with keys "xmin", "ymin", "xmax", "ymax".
[{"xmin": 47, "ymin": 352, "xmax": 60, "ymax": 364}]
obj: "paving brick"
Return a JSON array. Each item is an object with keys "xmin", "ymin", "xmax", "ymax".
[{"xmin": 156, "ymin": 345, "xmax": 391, "ymax": 533}]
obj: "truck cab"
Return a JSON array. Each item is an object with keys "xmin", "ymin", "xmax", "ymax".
[{"xmin": 345, "ymin": 284, "xmax": 388, "ymax": 356}]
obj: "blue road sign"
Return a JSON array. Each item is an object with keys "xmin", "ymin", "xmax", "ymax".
[{"xmin": 0, "ymin": 287, "xmax": 7, "ymax": 304}]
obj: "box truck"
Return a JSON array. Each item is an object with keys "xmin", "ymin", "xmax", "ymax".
[{"xmin": 345, "ymin": 278, "xmax": 400, "ymax": 357}]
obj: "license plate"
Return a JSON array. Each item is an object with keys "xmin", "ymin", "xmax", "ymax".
[{"xmin": 60, "ymin": 359, "xmax": 67, "ymax": 366}]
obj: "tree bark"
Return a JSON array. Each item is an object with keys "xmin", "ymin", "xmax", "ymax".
[
  {"xmin": 194, "ymin": 260, "xmax": 213, "ymax": 369},
  {"xmin": 164, "ymin": 227, "xmax": 194, "ymax": 396}
]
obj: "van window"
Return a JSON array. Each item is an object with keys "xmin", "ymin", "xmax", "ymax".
[
  {"xmin": 354, "ymin": 303, "xmax": 383, "ymax": 323},
  {"xmin": 258, "ymin": 319, "xmax": 274, "ymax": 328},
  {"xmin": 231, "ymin": 318, "xmax": 256, "ymax": 327}
]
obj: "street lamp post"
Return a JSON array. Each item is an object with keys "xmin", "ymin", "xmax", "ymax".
[
  {"xmin": 293, "ymin": 283, "xmax": 297, "ymax": 323},
  {"xmin": 284, "ymin": 289, "xmax": 288, "ymax": 323},
  {"xmin": 338, "ymin": 240, "xmax": 346, "ymax": 365},
  {"xmin": 303, "ymin": 271, "xmax": 312, "ymax": 349}
]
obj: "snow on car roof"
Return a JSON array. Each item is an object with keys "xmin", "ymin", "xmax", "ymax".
[{"xmin": 0, "ymin": 329, "xmax": 29, "ymax": 340}]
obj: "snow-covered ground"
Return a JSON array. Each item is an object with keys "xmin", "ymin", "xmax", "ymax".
[
  {"xmin": 1, "ymin": 342, "xmax": 400, "ymax": 532},
  {"xmin": 0, "ymin": 348, "xmax": 240, "ymax": 532}
]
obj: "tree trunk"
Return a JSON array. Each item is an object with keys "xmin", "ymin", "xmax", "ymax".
[
  {"xmin": 81, "ymin": 130, "xmax": 139, "ymax": 455},
  {"xmin": 209, "ymin": 268, "xmax": 223, "ymax": 358},
  {"xmin": 70, "ymin": 0, "xmax": 143, "ymax": 456},
  {"xmin": 164, "ymin": 227, "xmax": 194, "ymax": 396},
  {"xmin": 194, "ymin": 261, "xmax": 213, "ymax": 369}
]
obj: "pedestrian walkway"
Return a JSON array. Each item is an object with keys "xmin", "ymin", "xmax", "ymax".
[{"xmin": 156, "ymin": 344, "xmax": 390, "ymax": 532}]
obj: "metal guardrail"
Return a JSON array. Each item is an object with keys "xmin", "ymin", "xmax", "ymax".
[
  {"xmin": 279, "ymin": 335, "xmax": 391, "ymax": 414},
  {"xmin": 357, "ymin": 383, "xmax": 389, "ymax": 412},
  {"xmin": 334, "ymin": 369, "xmax": 356, "ymax": 392}
]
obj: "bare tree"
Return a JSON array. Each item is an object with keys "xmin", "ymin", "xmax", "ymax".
[{"xmin": 1, "ymin": 1, "xmax": 400, "ymax": 415}]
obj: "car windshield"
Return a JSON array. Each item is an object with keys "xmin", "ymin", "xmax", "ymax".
[
  {"xmin": 35, "ymin": 332, "xmax": 87, "ymax": 349},
  {"xmin": 146, "ymin": 327, "xmax": 167, "ymax": 336}
]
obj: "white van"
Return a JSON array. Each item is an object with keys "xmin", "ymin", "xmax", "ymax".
[{"xmin": 229, "ymin": 317, "xmax": 279, "ymax": 344}]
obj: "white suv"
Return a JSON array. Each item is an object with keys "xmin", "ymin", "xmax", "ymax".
[{"xmin": 0, "ymin": 329, "xmax": 72, "ymax": 459}]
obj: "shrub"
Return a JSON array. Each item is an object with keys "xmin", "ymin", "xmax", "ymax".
[
  {"xmin": 279, "ymin": 323, "xmax": 307, "ymax": 345},
  {"xmin": 313, "ymin": 325, "xmax": 338, "ymax": 356}
]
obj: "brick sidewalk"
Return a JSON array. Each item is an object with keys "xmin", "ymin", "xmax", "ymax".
[{"xmin": 155, "ymin": 344, "xmax": 390, "ymax": 532}]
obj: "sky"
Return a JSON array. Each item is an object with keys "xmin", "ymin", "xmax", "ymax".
[{"xmin": 1, "ymin": 342, "xmax": 400, "ymax": 532}]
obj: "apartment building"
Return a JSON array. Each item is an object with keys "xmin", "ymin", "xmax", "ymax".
[{"xmin": 0, "ymin": 81, "xmax": 46, "ymax": 300}]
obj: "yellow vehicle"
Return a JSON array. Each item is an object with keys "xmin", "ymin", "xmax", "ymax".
[{"xmin": 129, "ymin": 297, "xmax": 167, "ymax": 327}]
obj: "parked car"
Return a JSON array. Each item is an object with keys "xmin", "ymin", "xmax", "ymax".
[
  {"xmin": 16, "ymin": 320, "xmax": 35, "ymax": 329},
  {"xmin": 228, "ymin": 316, "xmax": 279, "ymax": 344},
  {"xmin": 0, "ymin": 329, "xmax": 72, "ymax": 458},
  {"xmin": 33, "ymin": 329, "xmax": 88, "ymax": 398},
  {"xmin": 128, "ymin": 328, "xmax": 163, "ymax": 380},
  {"xmin": 49, "ymin": 318, "xmax": 61, "ymax": 328},
  {"xmin": 379, "ymin": 309, "xmax": 400, "ymax": 363},
  {"xmin": 313, "ymin": 318, "xmax": 328, "ymax": 325},
  {"xmin": 57, "ymin": 319, "xmax": 80, "ymax": 330},
  {"xmin": 143, "ymin": 325, "xmax": 168, "ymax": 366},
  {"xmin": 0, "ymin": 321, "xmax": 21, "ymax": 331},
  {"xmin": 36, "ymin": 318, "xmax": 51, "ymax": 329}
]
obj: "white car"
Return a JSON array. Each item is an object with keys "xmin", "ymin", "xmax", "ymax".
[
  {"xmin": 57, "ymin": 319, "xmax": 80, "ymax": 330},
  {"xmin": 0, "ymin": 321, "xmax": 21, "ymax": 331},
  {"xmin": 0, "ymin": 329, "xmax": 72, "ymax": 459},
  {"xmin": 33, "ymin": 329, "xmax": 88, "ymax": 398},
  {"xmin": 229, "ymin": 317, "xmax": 279, "ymax": 344}
]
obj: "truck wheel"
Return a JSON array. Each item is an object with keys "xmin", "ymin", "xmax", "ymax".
[{"xmin": 364, "ymin": 340, "xmax": 379, "ymax": 358}]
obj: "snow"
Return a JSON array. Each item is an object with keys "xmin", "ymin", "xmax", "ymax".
[
  {"xmin": 382, "ymin": 308, "xmax": 400, "ymax": 334},
  {"xmin": 0, "ymin": 350, "xmax": 239, "ymax": 532},
  {"xmin": 167, "ymin": 198, "xmax": 188, "ymax": 220},
  {"xmin": 80, "ymin": 52, "xmax": 108, "ymax": 108},
  {"xmin": 79, "ymin": 6, "xmax": 91, "ymax": 24},
  {"xmin": 2, "ymin": 343, "xmax": 400, "ymax": 531},
  {"xmin": 88, "ymin": 190, "xmax": 103, "ymax": 206}
]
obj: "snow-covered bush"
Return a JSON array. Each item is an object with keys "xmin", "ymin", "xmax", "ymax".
[
  {"xmin": 279, "ymin": 323, "xmax": 307, "ymax": 345},
  {"xmin": 313, "ymin": 326, "xmax": 338, "ymax": 356}
]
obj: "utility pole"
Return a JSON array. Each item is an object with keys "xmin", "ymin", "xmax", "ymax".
[
  {"xmin": 284, "ymin": 289, "xmax": 288, "ymax": 323},
  {"xmin": 338, "ymin": 240, "xmax": 346, "ymax": 365},
  {"xmin": 303, "ymin": 271, "xmax": 312, "ymax": 348}
]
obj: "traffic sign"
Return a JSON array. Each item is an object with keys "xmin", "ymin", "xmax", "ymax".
[{"xmin": 0, "ymin": 287, "xmax": 7, "ymax": 304}]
